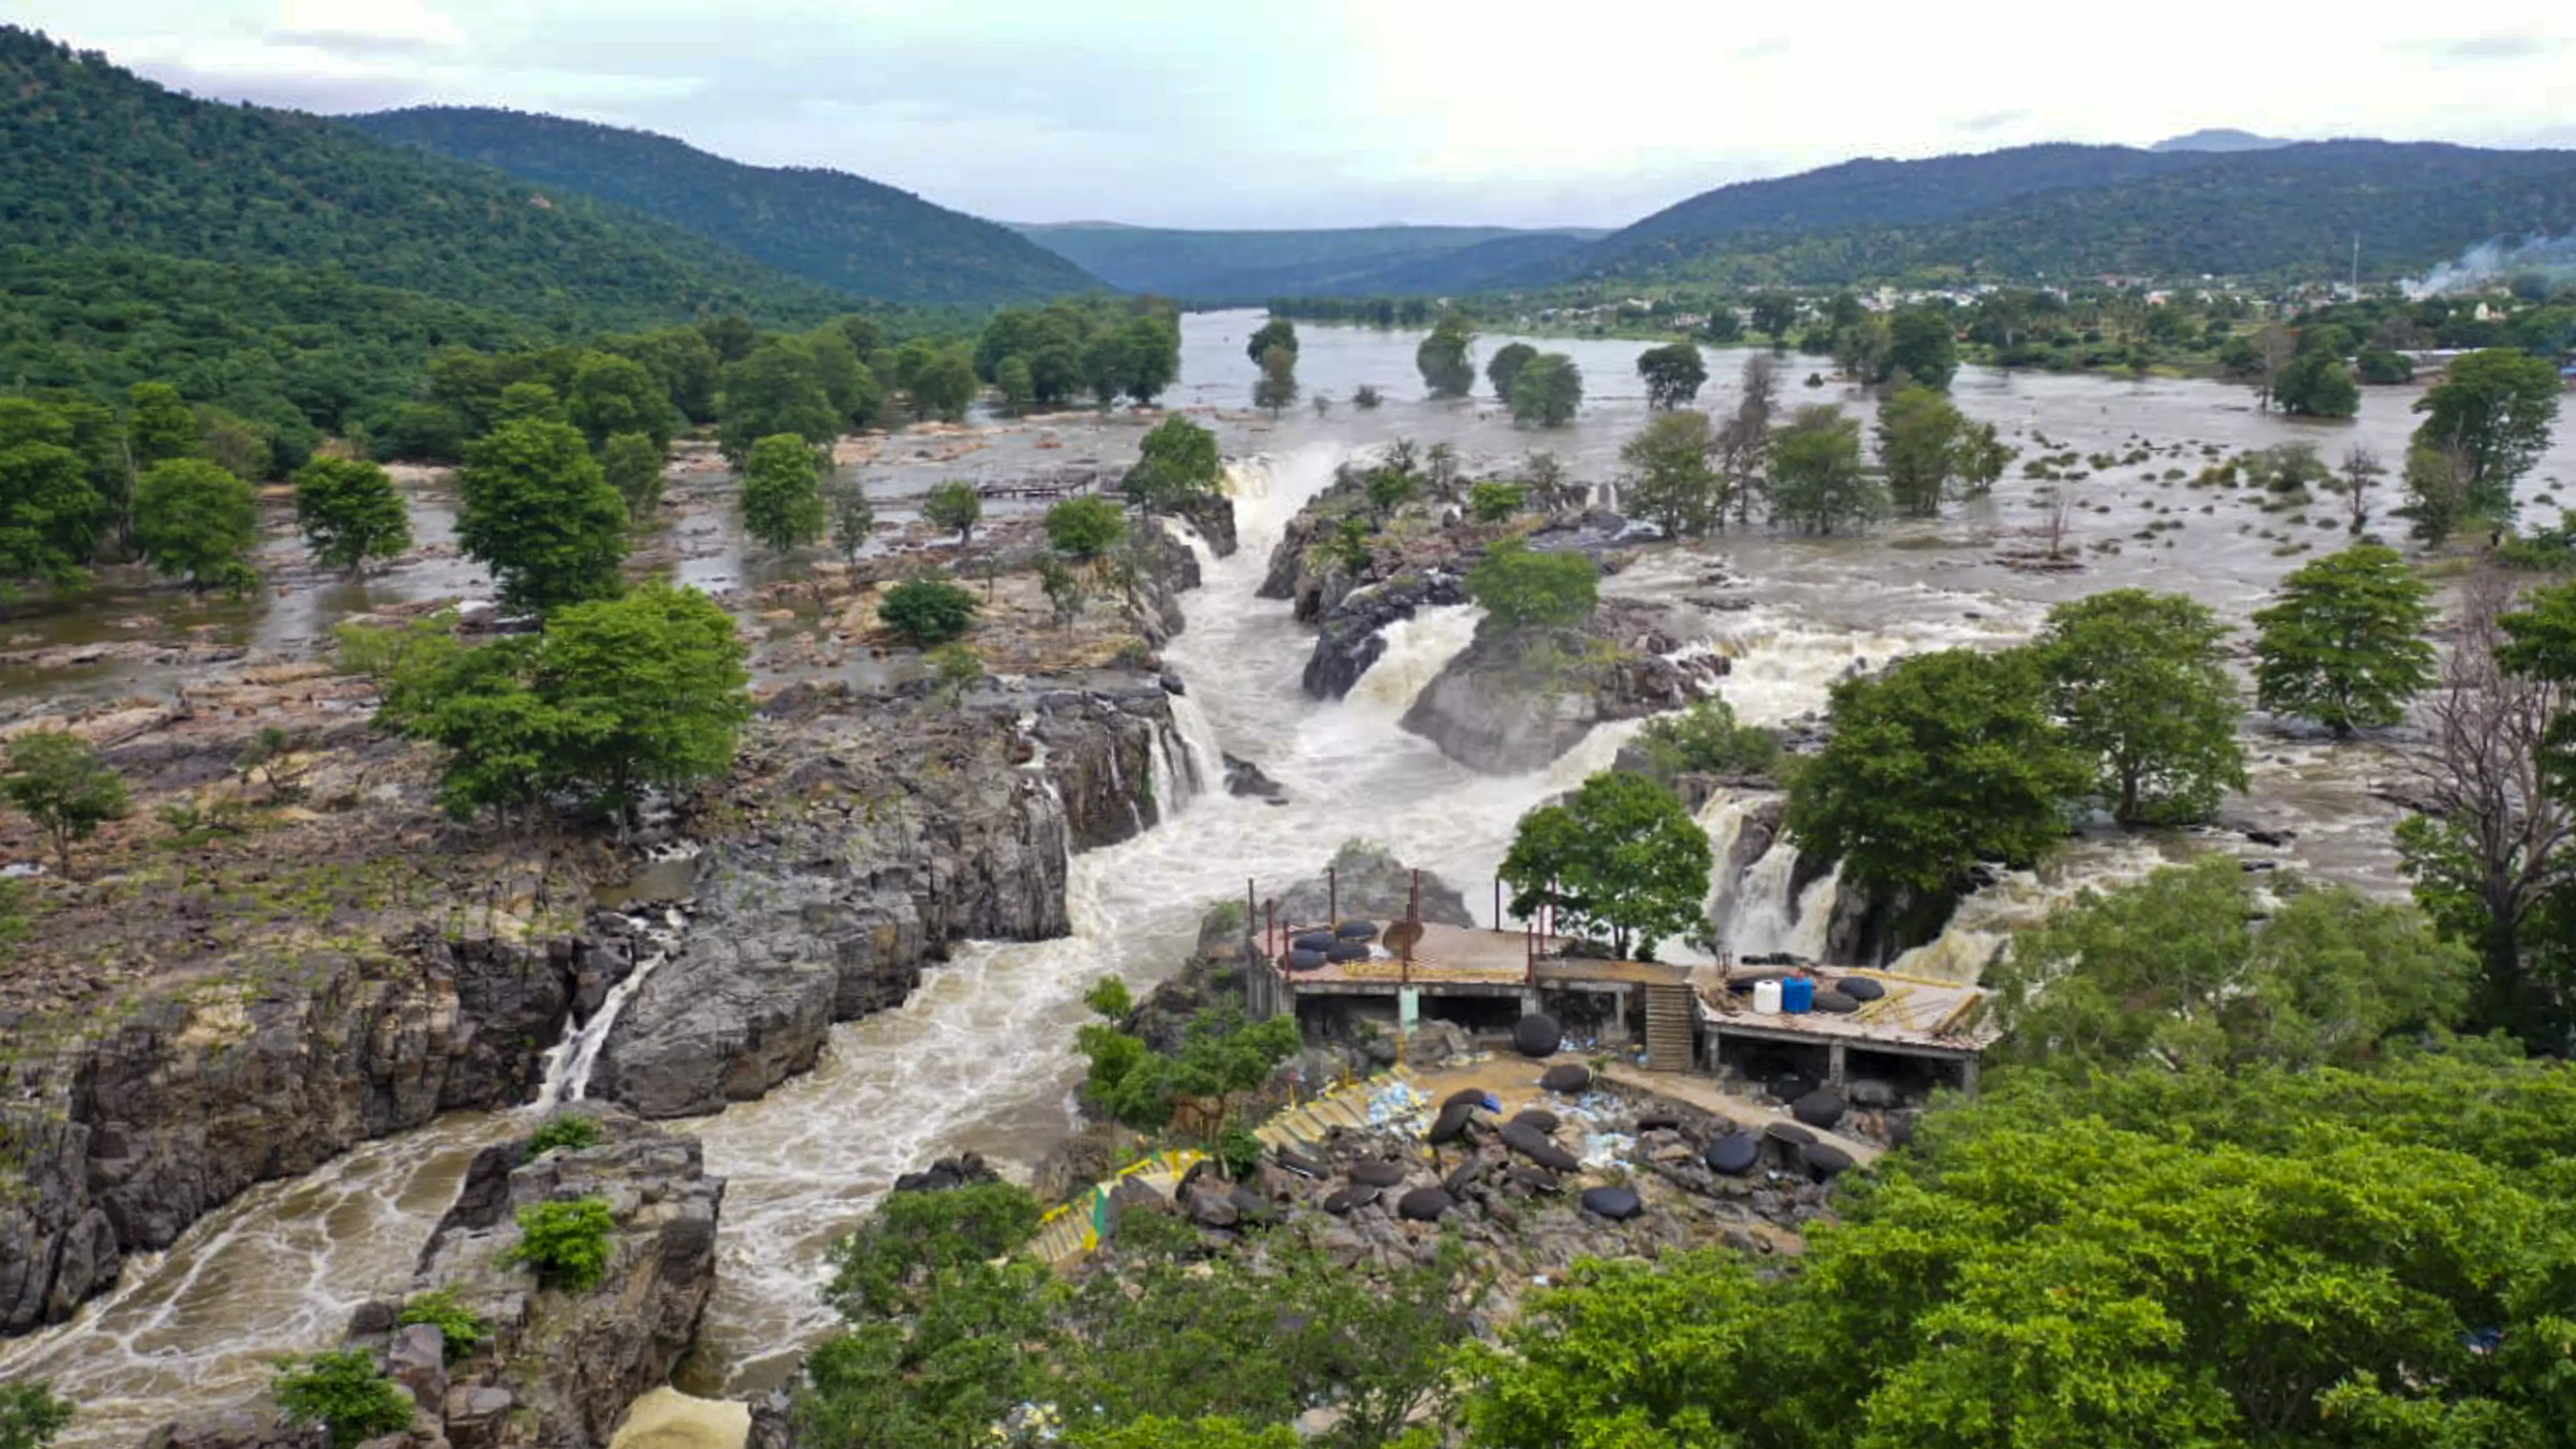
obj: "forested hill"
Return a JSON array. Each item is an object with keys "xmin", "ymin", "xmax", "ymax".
[
  {"xmin": 1518, "ymin": 140, "xmax": 2576, "ymax": 286},
  {"xmin": 0, "ymin": 27, "xmax": 853, "ymax": 330},
  {"xmin": 1013, "ymin": 222, "xmax": 1603, "ymax": 299},
  {"xmin": 351, "ymin": 107, "xmax": 1103, "ymax": 306}
]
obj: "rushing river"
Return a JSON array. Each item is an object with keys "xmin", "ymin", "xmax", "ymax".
[{"xmin": 8, "ymin": 311, "xmax": 2573, "ymax": 1440}]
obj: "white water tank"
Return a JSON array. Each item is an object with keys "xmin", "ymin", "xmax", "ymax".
[{"xmin": 1753, "ymin": 979, "xmax": 1783, "ymax": 1015}]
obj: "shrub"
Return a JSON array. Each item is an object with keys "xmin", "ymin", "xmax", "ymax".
[
  {"xmin": 877, "ymin": 577, "xmax": 980, "ymax": 646},
  {"xmin": 273, "ymin": 1351, "xmax": 413, "ymax": 1448},
  {"xmin": 923, "ymin": 480, "xmax": 982, "ymax": 542},
  {"xmin": 1466, "ymin": 538, "xmax": 1598, "ymax": 631},
  {"xmin": 394, "ymin": 1288, "xmax": 492, "ymax": 1363},
  {"xmin": 525, "ymin": 1115, "xmax": 601, "ymax": 1158},
  {"xmin": 509, "ymin": 1197, "xmax": 617, "ymax": 1292},
  {"xmin": 1468, "ymin": 481, "xmax": 1524, "ymax": 523},
  {"xmin": 0, "ymin": 1381, "xmax": 74, "ymax": 1449},
  {"xmin": 1044, "ymin": 496, "xmax": 1128, "ymax": 559},
  {"xmin": 1636, "ymin": 699, "xmax": 1782, "ymax": 781},
  {"xmin": 1352, "ymin": 384, "xmax": 1384, "ymax": 410}
]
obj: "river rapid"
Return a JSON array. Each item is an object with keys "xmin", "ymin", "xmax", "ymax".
[{"xmin": 8, "ymin": 310, "xmax": 2571, "ymax": 1440}]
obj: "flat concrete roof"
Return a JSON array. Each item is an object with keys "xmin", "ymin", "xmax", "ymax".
[
  {"xmin": 1702, "ymin": 968, "xmax": 1999, "ymax": 1057},
  {"xmin": 1278, "ymin": 924, "xmax": 1695, "ymax": 997}
]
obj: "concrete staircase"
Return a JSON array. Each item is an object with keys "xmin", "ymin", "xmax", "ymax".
[{"xmin": 1644, "ymin": 984, "xmax": 1695, "ymax": 1072}]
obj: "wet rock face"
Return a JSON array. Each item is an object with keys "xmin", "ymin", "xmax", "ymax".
[
  {"xmin": 594, "ymin": 682, "xmax": 1187, "ymax": 1120},
  {"xmin": 1401, "ymin": 601, "xmax": 1728, "ymax": 775},
  {"xmin": 1300, "ymin": 570, "xmax": 1471, "ymax": 701},
  {"xmin": 0, "ymin": 932, "xmax": 586, "ymax": 1334},
  {"xmin": 153, "ymin": 1110, "xmax": 723, "ymax": 1449}
]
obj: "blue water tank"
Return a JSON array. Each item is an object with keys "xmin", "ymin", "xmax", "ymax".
[{"xmin": 1781, "ymin": 976, "xmax": 1816, "ymax": 1014}]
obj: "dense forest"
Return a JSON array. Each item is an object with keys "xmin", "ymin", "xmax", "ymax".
[
  {"xmin": 350, "ymin": 108, "xmax": 1103, "ymax": 307},
  {"xmin": 0, "ymin": 30, "xmax": 861, "ymax": 331},
  {"xmin": 1013, "ymin": 223, "xmax": 1600, "ymax": 301},
  {"xmin": 1520, "ymin": 141, "xmax": 2576, "ymax": 287}
]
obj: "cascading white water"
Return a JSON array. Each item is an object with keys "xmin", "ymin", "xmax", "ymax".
[
  {"xmin": 1167, "ymin": 690, "xmax": 1224, "ymax": 795},
  {"xmin": 1348, "ymin": 604, "xmax": 1482, "ymax": 715},
  {"xmin": 1726, "ymin": 839, "xmax": 1804, "ymax": 957},
  {"xmin": 1696, "ymin": 789, "xmax": 1751, "ymax": 926},
  {"xmin": 532, "ymin": 906, "xmax": 686, "ymax": 1111},
  {"xmin": 1783, "ymin": 865, "xmax": 1843, "ymax": 962}
]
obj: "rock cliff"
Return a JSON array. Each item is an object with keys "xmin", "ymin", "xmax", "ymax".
[{"xmin": 1401, "ymin": 601, "xmax": 1727, "ymax": 774}]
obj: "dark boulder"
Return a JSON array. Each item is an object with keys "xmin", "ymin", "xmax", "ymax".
[
  {"xmin": 1765, "ymin": 1121, "xmax": 1816, "ymax": 1147},
  {"xmin": 1704, "ymin": 1133, "xmax": 1762, "ymax": 1175},
  {"xmin": 1512, "ymin": 1013, "xmax": 1563, "ymax": 1058},
  {"xmin": 1441, "ymin": 1153, "xmax": 1494, "ymax": 1196},
  {"xmin": 1770, "ymin": 1074, "xmax": 1811, "ymax": 1102},
  {"xmin": 1812, "ymin": 990, "xmax": 1860, "ymax": 1014},
  {"xmin": 1291, "ymin": 931, "xmax": 1335, "ymax": 952},
  {"xmin": 1274, "ymin": 1147, "xmax": 1324, "ymax": 1179},
  {"xmin": 1579, "ymin": 1186, "xmax": 1643, "ymax": 1220},
  {"xmin": 1284, "ymin": 948, "xmax": 1328, "ymax": 972},
  {"xmin": 1322, "ymin": 1184, "xmax": 1380, "ymax": 1214},
  {"xmin": 1425, "ymin": 1101, "xmax": 1477, "ymax": 1146},
  {"xmin": 1349, "ymin": 1160, "xmax": 1407, "ymax": 1188},
  {"xmin": 1500, "ymin": 1121, "xmax": 1580, "ymax": 1173},
  {"xmin": 1791, "ymin": 1091, "xmax": 1847, "ymax": 1130},
  {"xmin": 1397, "ymin": 1187, "xmax": 1454, "ymax": 1221},
  {"xmin": 1326, "ymin": 941, "xmax": 1371, "ymax": 963},
  {"xmin": 1510, "ymin": 1108, "xmax": 1561, "ymax": 1133},
  {"xmin": 1540, "ymin": 1063, "xmax": 1593, "ymax": 1094},
  {"xmin": 1335, "ymin": 920, "xmax": 1379, "ymax": 941},
  {"xmin": 1444, "ymin": 1088, "xmax": 1499, "ymax": 1111},
  {"xmin": 1504, "ymin": 1165, "xmax": 1563, "ymax": 1194},
  {"xmin": 1802, "ymin": 1143, "xmax": 1856, "ymax": 1180},
  {"xmin": 1835, "ymin": 976, "xmax": 1886, "ymax": 1002}
]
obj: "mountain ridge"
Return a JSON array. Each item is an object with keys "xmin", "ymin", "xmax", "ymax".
[{"xmin": 348, "ymin": 106, "xmax": 1103, "ymax": 306}]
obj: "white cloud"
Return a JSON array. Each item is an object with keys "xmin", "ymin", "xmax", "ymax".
[{"xmin": 13, "ymin": 0, "xmax": 2575, "ymax": 228}]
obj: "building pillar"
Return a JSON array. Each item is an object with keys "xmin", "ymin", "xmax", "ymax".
[
  {"xmin": 1827, "ymin": 1041, "xmax": 1847, "ymax": 1087},
  {"xmin": 1612, "ymin": 989, "xmax": 1628, "ymax": 1041},
  {"xmin": 1959, "ymin": 1057, "xmax": 1980, "ymax": 1098},
  {"xmin": 1704, "ymin": 1029, "xmax": 1723, "ymax": 1077}
]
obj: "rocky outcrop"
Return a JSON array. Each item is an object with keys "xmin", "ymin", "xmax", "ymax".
[
  {"xmin": 1402, "ymin": 601, "xmax": 1727, "ymax": 774},
  {"xmin": 150, "ymin": 1109, "xmax": 722, "ymax": 1449},
  {"xmin": 1, "ymin": 932, "xmax": 607, "ymax": 1333},
  {"xmin": 1300, "ymin": 569, "xmax": 1471, "ymax": 700},
  {"xmin": 1175, "ymin": 494, "xmax": 1238, "ymax": 559},
  {"xmin": 592, "ymin": 680, "xmax": 1193, "ymax": 1119}
]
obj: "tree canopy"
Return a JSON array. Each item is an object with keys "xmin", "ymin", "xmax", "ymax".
[
  {"xmin": 292, "ymin": 457, "xmax": 412, "ymax": 574},
  {"xmin": 1121, "ymin": 416, "xmax": 1224, "ymax": 514},
  {"xmin": 457, "ymin": 418, "xmax": 630, "ymax": 614},
  {"xmin": 2410, "ymin": 347, "xmax": 2563, "ymax": 523},
  {"xmin": 1509, "ymin": 353, "xmax": 1583, "ymax": 427},
  {"xmin": 1416, "ymin": 314, "xmax": 1477, "ymax": 399},
  {"xmin": 1465, "ymin": 538, "xmax": 1598, "ymax": 631},
  {"xmin": 133, "ymin": 458, "xmax": 260, "ymax": 594},
  {"xmin": 2252, "ymin": 544, "xmax": 2434, "ymax": 737},
  {"xmin": 2037, "ymin": 589, "xmax": 2245, "ymax": 825},
  {"xmin": 1635, "ymin": 341, "xmax": 1708, "ymax": 409},
  {"xmin": 1499, "ymin": 770, "xmax": 1713, "ymax": 959},
  {"xmin": 740, "ymin": 433, "xmax": 827, "ymax": 554},
  {"xmin": 1767, "ymin": 404, "xmax": 1884, "ymax": 533}
]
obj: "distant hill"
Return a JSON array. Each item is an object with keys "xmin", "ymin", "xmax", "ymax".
[
  {"xmin": 0, "ymin": 27, "xmax": 851, "ymax": 330},
  {"xmin": 2151, "ymin": 128, "xmax": 2293, "ymax": 153},
  {"xmin": 1013, "ymin": 223, "xmax": 1607, "ymax": 299},
  {"xmin": 350, "ymin": 107, "xmax": 1102, "ymax": 306},
  {"xmin": 1509, "ymin": 140, "xmax": 2576, "ymax": 287}
]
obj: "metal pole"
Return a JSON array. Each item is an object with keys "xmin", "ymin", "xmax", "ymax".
[
  {"xmin": 1246, "ymin": 877, "xmax": 1255, "ymax": 947},
  {"xmin": 1492, "ymin": 876, "xmax": 1502, "ymax": 932},
  {"xmin": 1328, "ymin": 866, "xmax": 1338, "ymax": 926}
]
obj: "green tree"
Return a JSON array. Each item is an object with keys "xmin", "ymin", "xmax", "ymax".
[
  {"xmin": 1635, "ymin": 341, "xmax": 1709, "ymax": 409},
  {"xmin": 2252, "ymin": 545, "xmax": 2435, "ymax": 737},
  {"xmin": 0, "ymin": 435, "xmax": 102, "ymax": 601},
  {"xmin": 1077, "ymin": 998, "xmax": 1302, "ymax": 1143},
  {"xmin": 510, "ymin": 1197, "xmax": 617, "ymax": 1291},
  {"xmin": 1509, "ymin": 353, "xmax": 1583, "ymax": 427},
  {"xmin": 531, "ymin": 584, "xmax": 751, "ymax": 817},
  {"xmin": 2357, "ymin": 346, "xmax": 2416, "ymax": 384},
  {"xmin": 458, "ymin": 419, "xmax": 628, "ymax": 614},
  {"xmin": 922, "ymin": 479, "xmax": 982, "ymax": 544},
  {"xmin": 826, "ymin": 478, "xmax": 874, "ymax": 566},
  {"xmin": 1467, "ymin": 480, "xmax": 1524, "ymax": 523},
  {"xmin": 1485, "ymin": 341, "xmax": 1538, "ymax": 404},
  {"xmin": 2038, "ymin": 589, "xmax": 2245, "ymax": 825},
  {"xmin": 1635, "ymin": 698, "xmax": 1781, "ymax": 783},
  {"xmin": 1787, "ymin": 647, "xmax": 2087, "ymax": 897},
  {"xmin": 1874, "ymin": 386, "xmax": 1974, "ymax": 517},
  {"xmin": 495, "ymin": 381, "xmax": 564, "ymax": 425},
  {"xmin": 910, "ymin": 347, "xmax": 981, "ymax": 423},
  {"xmin": 1619, "ymin": 409, "xmax": 1721, "ymax": 537},
  {"xmin": 879, "ymin": 576, "xmax": 979, "ymax": 646},
  {"xmin": 0, "ymin": 1382, "xmax": 74, "ymax": 1449},
  {"xmin": 1767, "ymin": 404, "xmax": 1884, "ymax": 533},
  {"xmin": 2397, "ymin": 441, "xmax": 2476, "ymax": 544},
  {"xmin": 126, "ymin": 381, "xmax": 197, "ymax": 470},
  {"xmin": 1252, "ymin": 343, "xmax": 1299, "ymax": 418},
  {"xmin": 566, "ymin": 351, "xmax": 674, "ymax": 451},
  {"xmin": 993, "ymin": 355, "xmax": 1036, "ymax": 415},
  {"xmin": 720, "ymin": 343, "xmax": 840, "ymax": 462},
  {"xmin": 394, "ymin": 1287, "xmax": 493, "ymax": 1364},
  {"xmin": 1416, "ymin": 314, "xmax": 1477, "ymax": 399},
  {"xmin": 1114, "ymin": 313, "xmax": 1182, "ymax": 405},
  {"xmin": 2411, "ymin": 348, "xmax": 2563, "ymax": 523},
  {"xmin": 272, "ymin": 1353, "xmax": 412, "ymax": 1449},
  {"xmin": 600, "ymin": 431, "xmax": 665, "ymax": 525},
  {"xmin": 1045, "ymin": 496, "xmax": 1127, "ymax": 560},
  {"xmin": 1750, "ymin": 291, "xmax": 1798, "ymax": 346},
  {"xmin": 1121, "ymin": 416, "xmax": 1224, "ymax": 514},
  {"xmin": 133, "ymin": 458, "xmax": 260, "ymax": 592},
  {"xmin": 1993, "ymin": 858, "xmax": 2473, "ymax": 1074},
  {"xmin": 801, "ymin": 327, "xmax": 883, "ymax": 430},
  {"xmin": 1039, "ymin": 553, "xmax": 1088, "ymax": 627},
  {"xmin": 740, "ymin": 433, "xmax": 826, "ymax": 554},
  {"xmin": 1499, "ymin": 771, "xmax": 1711, "ymax": 959},
  {"xmin": 2273, "ymin": 352, "xmax": 2361, "ymax": 419},
  {"xmin": 1883, "ymin": 307, "xmax": 1959, "ymax": 388},
  {"xmin": 1245, "ymin": 317, "xmax": 1298, "ymax": 365},
  {"xmin": 1465, "ymin": 538, "xmax": 1598, "ymax": 631},
  {"xmin": 292, "ymin": 457, "xmax": 411, "ymax": 574},
  {"xmin": 2, "ymin": 730, "xmax": 129, "ymax": 875}
]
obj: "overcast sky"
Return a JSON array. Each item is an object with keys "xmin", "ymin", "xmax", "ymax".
[{"xmin": 19, "ymin": 0, "xmax": 2576, "ymax": 230}]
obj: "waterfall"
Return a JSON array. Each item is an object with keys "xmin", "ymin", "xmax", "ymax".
[
  {"xmin": 1169, "ymin": 690, "xmax": 1224, "ymax": 796},
  {"xmin": 1146, "ymin": 723, "xmax": 1182, "ymax": 822},
  {"xmin": 1726, "ymin": 839, "xmax": 1803, "ymax": 958},
  {"xmin": 532, "ymin": 906, "xmax": 686, "ymax": 1111},
  {"xmin": 1350, "ymin": 603, "xmax": 1482, "ymax": 716},
  {"xmin": 1696, "ymin": 789, "xmax": 1751, "ymax": 925},
  {"xmin": 1783, "ymin": 865, "xmax": 1843, "ymax": 963}
]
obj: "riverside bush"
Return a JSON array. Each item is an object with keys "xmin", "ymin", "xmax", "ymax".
[
  {"xmin": 273, "ymin": 1352, "xmax": 412, "ymax": 1448},
  {"xmin": 395, "ymin": 1287, "xmax": 492, "ymax": 1363}
]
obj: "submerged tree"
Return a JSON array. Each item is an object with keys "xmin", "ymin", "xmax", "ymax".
[
  {"xmin": 2038, "ymin": 589, "xmax": 2245, "ymax": 826},
  {"xmin": 1510, "ymin": 353, "xmax": 1584, "ymax": 427},
  {"xmin": 740, "ymin": 434, "xmax": 827, "ymax": 554},
  {"xmin": 1635, "ymin": 341, "xmax": 1708, "ymax": 410},
  {"xmin": 1416, "ymin": 314, "xmax": 1477, "ymax": 399},
  {"xmin": 293, "ymin": 457, "xmax": 412, "ymax": 575},
  {"xmin": 2252, "ymin": 544, "xmax": 2434, "ymax": 737},
  {"xmin": 1485, "ymin": 341, "xmax": 1538, "ymax": 405}
]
